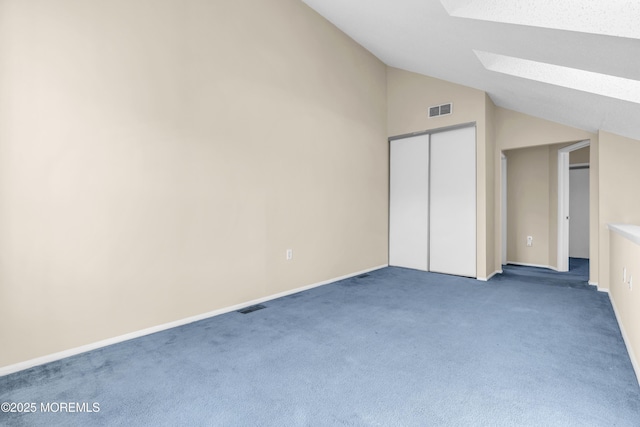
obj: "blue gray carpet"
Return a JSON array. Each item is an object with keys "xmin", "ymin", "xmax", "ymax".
[{"xmin": 2, "ymin": 260, "xmax": 639, "ymax": 426}]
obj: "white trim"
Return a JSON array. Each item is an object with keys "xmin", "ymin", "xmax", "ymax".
[
  {"xmin": 608, "ymin": 293, "xmax": 640, "ymax": 387},
  {"xmin": 477, "ymin": 270, "xmax": 503, "ymax": 281},
  {"xmin": 0, "ymin": 264, "xmax": 388, "ymax": 377},
  {"xmin": 558, "ymin": 149, "xmax": 569, "ymax": 271},
  {"xmin": 597, "ymin": 286, "xmax": 608, "ymax": 293},
  {"xmin": 507, "ymin": 261, "xmax": 559, "ymax": 271},
  {"xmin": 557, "ymin": 140, "xmax": 590, "ymax": 273},
  {"xmin": 501, "ymin": 153, "xmax": 508, "ymax": 266},
  {"xmin": 608, "ymin": 223, "xmax": 640, "ymax": 247}
]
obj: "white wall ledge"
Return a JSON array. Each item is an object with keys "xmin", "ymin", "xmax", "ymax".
[{"xmin": 608, "ymin": 223, "xmax": 640, "ymax": 246}]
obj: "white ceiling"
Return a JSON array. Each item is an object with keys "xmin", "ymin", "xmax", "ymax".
[{"xmin": 301, "ymin": 0, "xmax": 640, "ymax": 141}]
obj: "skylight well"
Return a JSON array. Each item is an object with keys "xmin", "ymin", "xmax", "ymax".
[
  {"xmin": 439, "ymin": 1, "xmax": 640, "ymax": 106},
  {"xmin": 440, "ymin": 0, "xmax": 640, "ymax": 40},
  {"xmin": 474, "ymin": 50, "xmax": 640, "ymax": 104}
]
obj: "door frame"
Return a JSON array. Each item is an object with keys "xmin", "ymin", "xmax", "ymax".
[
  {"xmin": 557, "ymin": 140, "xmax": 590, "ymax": 272},
  {"xmin": 501, "ymin": 153, "xmax": 507, "ymax": 266},
  {"xmin": 388, "ymin": 122, "xmax": 477, "ymax": 276}
]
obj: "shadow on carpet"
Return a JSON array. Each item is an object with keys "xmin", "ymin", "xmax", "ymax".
[{"xmin": 495, "ymin": 258, "xmax": 593, "ymax": 290}]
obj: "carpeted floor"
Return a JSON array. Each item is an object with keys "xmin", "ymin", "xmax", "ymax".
[
  {"xmin": 2, "ymin": 259, "xmax": 639, "ymax": 426},
  {"xmin": 497, "ymin": 258, "xmax": 593, "ymax": 290}
]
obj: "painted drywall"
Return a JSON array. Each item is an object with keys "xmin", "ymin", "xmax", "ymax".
[
  {"xmin": 609, "ymin": 230, "xmax": 640, "ymax": 382},
  {"xmin": 0, "ymin": 0, "xmax": 388, "ymax": 368},
  {"xmin": 505, "ymin": 142, "xmax": 593, "ymax": 270},
  {"xmin": 495, "ymin": 108, "xmax": 595, "ymax": 151},
  {"xmin": 387, "ymin": 68, "xmax": 485, "ymax": 138},
  {"xmin": 495, "ymin": 107, "xmax": 599, "ymax": 282},
  {"xmin": 598, "ymin": 131, "xmax": 640, "ymax": 292},
  {"xmin": 570, "ymin": 146, "xmax": 590, "ymax": 164},
  {"xmin": 505, "ymin": 146, "xmax": 550, "ymax": 266},
  {"xmin": 386, "ymin": 67, "xmax": 495, "ymax": 279},
  {"xmin": 385, "ymin": 71, "xmax": 602, "ymax": 280}
]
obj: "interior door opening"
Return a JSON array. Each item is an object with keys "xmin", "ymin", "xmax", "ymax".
[
  {"xmin": 557, "ymin": 140, "xmax": 590, "ymax": 272},
  {"xmin": 569, "ymin": 164, "xmax": 589, "ymax": 259}
]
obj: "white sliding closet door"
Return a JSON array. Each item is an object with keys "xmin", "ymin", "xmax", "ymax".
[
  {"xmin": 429, "ymin": 127, "xmax": 476, "ymax": 277},
  {"xmin": 389, "ymin": 134, "xmax": 429, "ymax": 271}
]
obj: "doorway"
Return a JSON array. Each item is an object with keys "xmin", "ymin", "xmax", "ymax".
[
  {"xmin": 557, "ymin": 140, "xmax": 590, "ymax": 272},
  {"xmin": 569, "ymin": 164, "xmax": 589, "ymax": 259}
]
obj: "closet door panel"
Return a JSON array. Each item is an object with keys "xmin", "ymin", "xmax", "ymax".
[
  {"xmin": 429, "ymin": 127, "xmax": 476, "ymax": 277},
  {"xmin": 389, "ymin": 135, "xmax": 429, "ymax": 271}
]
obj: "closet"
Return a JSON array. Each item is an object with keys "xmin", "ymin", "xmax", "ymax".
[{"xmin": 389, "ymin": 125, "xmax": 476, "ymax": 278}]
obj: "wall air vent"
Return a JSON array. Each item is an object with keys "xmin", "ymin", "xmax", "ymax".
[{"xmin": 428, "ymin": 103, "xmax": 453, "ymax": 118}]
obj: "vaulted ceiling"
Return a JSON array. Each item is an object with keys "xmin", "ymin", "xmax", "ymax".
[{"xmin": 302, "ymin": 0, "xmax": 640, "ymax": 141}]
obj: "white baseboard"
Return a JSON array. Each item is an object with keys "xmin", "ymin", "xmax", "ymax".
[
  {"xmin": 477, "ymin": 270, "xmax": 502, "ymax": 281},
  {"xmin": 0, "ymin": 264, "xmax": 388, "ymax": 377},
  {"xmin": 589, "ymin": 282, "xmax": 609, "ymax": 294},
  {"xmin": 608, "ymin": 293, "xmax": 640, "ymax": 388}
]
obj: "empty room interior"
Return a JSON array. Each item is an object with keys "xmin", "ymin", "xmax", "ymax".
[{"xmin": 1, "ymin": 0, "xmax": 640, "ymax": 425}]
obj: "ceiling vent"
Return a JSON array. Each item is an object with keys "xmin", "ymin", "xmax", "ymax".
[{"xmin": 428, "ymin": 103, "xmax": 453, "ymax": 118}]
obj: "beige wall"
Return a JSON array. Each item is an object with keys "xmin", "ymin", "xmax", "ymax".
[
  {"xmin": 598, "ymin": 131, "xmax": 640, "ymax": 291},
  {"xmin": 496, "ymin": 107, "xmax": 598, "ymax": 282},
  {"xmin": 505, "ymin": 142, "xmax": 595, "ymax": 271},
  {"xmin": 505, "ymin": 146, "xmax": 550, "ymax": 265},
  {"xmin": 386, "ymin": 68, "xmax": 495, "ymax": 279},
  {"xmin": 570, "ymin": 146, "xmax": 590, "ymax": 164},
  {"xmin": 609, "ymin": 230, "xmax": 640, "ymax": 380},
  {"xmin": 4, "ymin": 0, "xmax": 638, "ymax": 372},
  {"xmin": 495, "ymin": 108, "xmax": 595, "ymax": 150},
  {"xmin": 387, "ymin": 68, "xmax": 486, "ymax": 137},
  {"xmin": 0, "ymin": 0, "xmax": 388, "ymax": 368}
]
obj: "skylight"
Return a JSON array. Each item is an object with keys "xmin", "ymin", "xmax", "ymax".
[
  {"xmin": 474, "ymin": 50, "xmax": 640, "ymax": 104},
  {"xmin": 440, "ymin": 0, "xmax": 640, "ymax": 39}
]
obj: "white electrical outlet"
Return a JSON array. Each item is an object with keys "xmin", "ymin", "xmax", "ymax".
[
  {"xmin": 286, "ymin": 249, "xmax": 293, "ymax": 260},
  {"xmin": 526, "ymin": 236, "xmax": 533, "ymax": 247}
]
